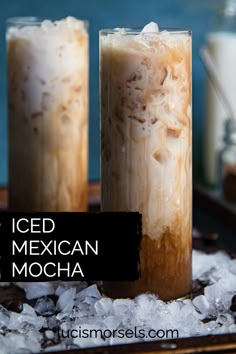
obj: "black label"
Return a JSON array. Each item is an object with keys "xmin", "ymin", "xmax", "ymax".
[{"xmin": 0, "ymin": 212, "xmax": 142, "ymax": 282}]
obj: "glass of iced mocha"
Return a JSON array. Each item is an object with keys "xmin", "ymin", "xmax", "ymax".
[
  {"xmin": 7, "ymin": 17, "xmax": 88, "ymax": 211},
  {"xmin": 100, "ymin": 23, "xmax": 192, "ymax": 300}
]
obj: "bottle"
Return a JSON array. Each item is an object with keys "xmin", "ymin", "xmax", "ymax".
[
  {"xmin": 203, "ymin": 0, "xmax": 236, "ymax": 187},
  {"xmin": 219, "ymin": 118, "xmax": 236, "ymax": 202}
]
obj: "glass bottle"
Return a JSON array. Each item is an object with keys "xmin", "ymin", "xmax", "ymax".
[
  {"xmin": 219, "ymin": 118, "xmax": 236, "ymax": 202},
  {"xmin": 203, "ymin": 0, "xmax": 236, "ymax": 187}
]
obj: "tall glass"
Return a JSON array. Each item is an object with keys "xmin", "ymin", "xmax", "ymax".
[
  {"xmin": 7, "ymin": 17, "xmax": 89, "ymax": 211},
  {"xmin": 100, "ymin": 28, "xmax": 192, "ymax": 300}
]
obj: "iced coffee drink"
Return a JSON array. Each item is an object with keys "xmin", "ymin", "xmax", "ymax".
[
  {"xmin": 100, "ymin": 23, "xmax": 192, "ymax": 300},
  {"xmin": 7, "ymin": 17, "xmax": 88, "ymax": 211}
]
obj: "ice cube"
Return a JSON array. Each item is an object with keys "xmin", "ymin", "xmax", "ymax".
[
  {"xmin": 192, "ymin": 250, "xmax": 230, "ymax": 282},
  {"xmin": 41, "ymin": 20, "xmax": 54, "ymax": 31},
  {"xmin": 21, "ymin": 303, "xmax": 37, "ymax": 317},
  {"xmin": 166, "ymin": 300, "xmax": 182, "ymax": 315},
  {"xmin": 113, "ymin": 298, "xmax": 135, "ymax": 326},
  {"xmin": 56, "ymin": 311, "xmax": 70, "ymax": 322},
  {"xmin": 192, "ymin": 295, "xmax": 211, "ymax": 315},
  {"xmin": 44, "ymin": 343, "xmax": 67, "ymax": 352},
  {"xmin": 229, "ymin": 324, "xmax": 236, "ymax": 333},
  {"xmin": 45, "ymin": 330, "xmax": 54, "ymax": 340},
  {"xmin": 0, "ymin": 305, "xmax": 10, "ymax": 329},
  {"xmin": 34, "ymin": 297, "xmax": 56, "ymax": 316},
  {"xmin": 141, "ymin": 22, "xmax": 159, "ymax": 33},
  {"xmin": 229, "ymin": 259, "xmax": 236, "ymax": 274},
  {"xmin": 221, "ymin": 273, "xmax": 236, "ymax": 292},
  {"xmin": 2, "ymin": 250, "xmax": 235, "ymax": 351},
  {"xmin": 72, "ymin": 322, "xmax": 108, "ymax": 348},
  {"xmin": 134, "ymin": 294, "xmax": 159, "ymax": 325},
  {"xmin": 8, "ymin": 304, "xmax": 46, "ymax": 331},
  {"xmin": 104, "ymin": 315, "xmax": 121, "ymax": 330},
  {"xmin": 204, "ymin": 272, "xmax": 236, "ymax": 315},
  {"xmin": 0, "ymin": 331, "xmax": 42, "ymax": 354},
  {"xmin": 56, "ymin": 287, "xmax": 76, "ymax": 313},
  {"xmin": 94, "ymin": 297, "xmax": 113, "ymax": 316},
  {"xmin": 47, "ymin": 315, "xmax": 59, "ymax": 330},
  {"xmin": 74, "ymin": 284, "xmax": 102, "ymax": 304},
  {"xmin": 72, "ymin": 298, "xmax": 97, "ymax": 319},
  {"xmin": 14, "ymin": 282, "xmax": 57, "ymax": 299},
  {"xmin": 217, "ymin": 313, "xmax": 235, "ymax": 326},
  {"xmin": 55, "ymin": 281, "xmax": 87, "ymax": 297},
  {"xmin": 113, "ymin": 298, "xmax": 135, "ymax": 315}
]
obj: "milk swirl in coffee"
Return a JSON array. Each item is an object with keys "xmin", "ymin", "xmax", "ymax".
[
  {"xmin": 100, "ymin": 23, "xmax": 192, "ymax": 300},
  {"xmin": 7, "ymin": 17, "xmax": 88, "ymax": 211}
]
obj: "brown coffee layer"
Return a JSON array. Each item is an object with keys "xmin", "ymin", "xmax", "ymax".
[{"xmin": 104, "ymin": 230, "xmax": 192, "ymax": 301}]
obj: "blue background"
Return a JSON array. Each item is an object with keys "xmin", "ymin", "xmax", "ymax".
[{"xmin": 0, "ymin": 0, "xmax": 214, "ymax": 186}]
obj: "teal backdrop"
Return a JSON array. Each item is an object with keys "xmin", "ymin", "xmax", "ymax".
[{"xmin": 0, "ymin": 0, "xmax": 214, "ymax": 185}]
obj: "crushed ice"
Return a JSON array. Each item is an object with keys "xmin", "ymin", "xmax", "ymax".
[{"xmin": 0, "ymin": 250, "xmax": 235, "ymax": 353}]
